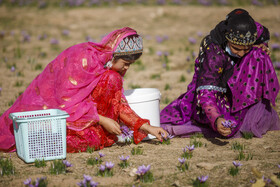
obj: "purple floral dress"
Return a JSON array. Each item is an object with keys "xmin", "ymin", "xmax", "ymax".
[{"xmin": 160, "ymin": 22, "xmax": 280, "ymax": 138}]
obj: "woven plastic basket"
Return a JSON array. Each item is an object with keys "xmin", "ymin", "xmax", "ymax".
[{"xmin": 9, "ymin": 109, "xmax": 69, "ymax": 163}]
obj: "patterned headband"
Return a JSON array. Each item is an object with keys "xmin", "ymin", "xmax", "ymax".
[
  {"xmin": 114, "ymin": 35, "xmax": 143, "ymax": 56},
  {"xmin": 225, "ymin": 30, "xmax": 257, "ymax": 46}
]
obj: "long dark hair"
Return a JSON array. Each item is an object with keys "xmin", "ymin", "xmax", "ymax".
[{"xmin": 113, "ymin": 53, "xmax": 142, "ymax": 62}]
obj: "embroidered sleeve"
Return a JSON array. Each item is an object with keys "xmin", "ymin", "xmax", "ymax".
[
  {"xmin": 196, "ymin": 42, "xmax": 228, "ymax": 93},
  {"xmin": 119, "ymin": 95, "xmax": 148, "ymax": 144},
  {"xmin": 198, "ymin": 90, "xmax": 221, "ymax": 131}
]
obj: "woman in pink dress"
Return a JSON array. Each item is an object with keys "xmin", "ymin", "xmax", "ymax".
[{"xmin": 0, "ymin": 27, "xmax": 168, "ymax": 153}]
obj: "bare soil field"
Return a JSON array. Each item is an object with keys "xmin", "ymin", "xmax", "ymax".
[{"xmin": 0, "ymin": 5, "xmax": 280, "ymax": 187}]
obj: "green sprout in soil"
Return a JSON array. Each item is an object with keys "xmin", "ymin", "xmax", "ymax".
[
  {"xmin": 164, "ymin": 83, "xmax": 171, "ymax": 90},
  {"xmin": 49, "ymin": 160, "xmax": 72, "ymax": 175},
  {"xmin": 241, "ymin": 131, "xmax": 254, "ymax": 139},
  {"xmin": 231, "ymin": 142, "xmax": 245, "ymax": 151},
  {"xmin": 0, "ymin": 157, "xmax": 15, "ymax": 176},
  {"xmin": 181, "ymin": 145, "xmax": 195, "ymax": 159},
  {"xmin": 86, "ymin": 146, "xmax": 95, "ymax": 153},
  {"xmin": 131, "ymin": 146, "xmax": 144, "ymax": 155},
  {"xmin": 229, "ymin": 161, "xmax": 242, "ymax": 176},
  {"xmin": 179, "ymin": 75, "xmax": 186, "ymax": 82},
  {"xmin": 34, "ymin": 159, "xmax": 46, "ymax": 168},
  {"xmin": 118, "ymin": 155, "xmax": 130, "ymax": 169},
  {"xmin": 177, "ymin": 158, "xmax": 189, "ymax": 172}
]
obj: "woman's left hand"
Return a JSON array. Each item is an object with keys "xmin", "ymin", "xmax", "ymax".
[
  {"xmin": 139, "ymin": 123, "xmax": 169, "ymax": 142},
  {"xmin": 253, "ymin": 43, "xmax": 270, "ymax": 56}
]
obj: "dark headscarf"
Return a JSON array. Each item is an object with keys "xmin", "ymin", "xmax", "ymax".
[{"xmin": 210, "ymin": 8, "xmax": 257, "ymax": 49}]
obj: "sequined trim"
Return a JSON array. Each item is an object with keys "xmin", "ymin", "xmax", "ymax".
[
  {"xmin": 196, "ymin": 85, "xmax": 227, "ymax": 93},
  {"xmin": 69, "ymin": 76, "xmax": 78, "ymax": 86}
]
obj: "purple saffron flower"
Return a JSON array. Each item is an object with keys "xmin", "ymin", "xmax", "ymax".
[
  {"xmin": 197, "ymin": 31, "xmax": 203, "ymax": 37},
  {"xmin": 252, "ymin": 0, "xmax": 263, "ymax": 6},
  {"xmin": 156, "ymin": 36, "xmax": 164, "ymax": 43},
  {"xmin": 273, "ymin": 62, "xmax": 280, "ymax": 70},
  {"xmin": 222, "ymin": 120, "xmax": 232, "ymax": 128},
  {"xmin": 50, "ymin": 38, "xmax": 59, "ymax": 45},
  {"xmin": 273, "ymin": 32, "xmax": 280, "ymax": 38},
  {"xmin": 22, "ymin": 34, "xmax": 30, "ymax": 42},
  {"xmin": 157, "ymin": 51, "xmax": 163, "ymax": 56},
  {"xmin": 86, "ymin": 35, "xmax": 95, "ymax": 42},
  {"xmin": 11, "ymin": 66, "xmax": 15, "ymax": 72},
  {"xmin": 250, "ymin": 179, "xmax": 256, "ymax": 183},
  {"xmin": 62, "ymin": 160, "xmax": 72, "ymax": 167},
  {"xmin": 62, "ymin": 29, "xmax": 70, "ymax": 36},
  {"xmin": 83, "ymin": 174, "xmax": 92, "ymax": 181},
  {"xmin": 0, "ymin": 30, "xmax": 5, "ymax": 38},
  {"xmin": 178, "ymin": 158, "xmax": 186, "ymax": 165},
  {"xmin": 218, "ymin": 0, "xmax": 228, "ymax": 5},
  {"xmin": 186, "ymin": 145, "xmax": 195, "ymax": 151},
  {"xmin": 233, "ymin": 161, "xmax": 242, "ymax": 167},
  {"xmin": 23, "ymin": 178, "xmax": 32, "ymax": 185},
  {"xmin": 198, "ymin": 0, "xmax": 212, "ymax": 6},
  {"xmin": 120, "ymin": 126, "xmax": 133, "ymax": 139},
  {"xmin": 271, "ymin": 43, "xmax": 280, "ymax": 50},
  {"xmin": 119, "ymin": 155, "xmax": 130, "ymax": 161},
  {"xmin": 188, "ymin": 37, "xmax": 196, "ymax": 44},
  {"xmin": 99, "ymin": 165, "xmax": 105, "ymax": 172},
  {"xmin": 186, "ymin": 56, "xmax": 191, "ymax": 62},
  {"xmin": 99, "ymin": 152, "xmax": 105, "ymax": 158},
  {"xmin": 38, "ymin": 34, "xmax": 47, "ymax": 40},
  {"xmin": 105, "ymin": 161, "xmax": 114, "ymax": 170},
  {"xmin": 164, "ymin": 51, "xmax": 169, "ymax": 56},
  {"xmin": 198, "ymin": 175, "xmax": 208, "ymax": 183},
  {"xmin": 157, "ymin": 0, "xmax": 166, "ymax": 5},
  {"xmin": 136, "ymin": 165, "xmax": 151, "ymax": 175},
  {"xmin": 278, "ymin": 164, "xmax": 280, "ymax": 169}
]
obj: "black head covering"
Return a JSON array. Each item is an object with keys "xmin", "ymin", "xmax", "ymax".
[{"xmin": 210, "ymin": 8, "xmax": 257, "ymax": 48}]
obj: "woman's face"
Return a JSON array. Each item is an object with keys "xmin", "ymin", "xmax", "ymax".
[
  {"xmin": 228, "ymin": 42, "xmax": 252, "ymax": 58},
  {"xmin": 111, "ymin": 58, "xmax": 134, "ymax": 76}
]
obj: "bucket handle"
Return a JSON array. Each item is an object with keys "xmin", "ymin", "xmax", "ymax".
[{"xmin": 12, "ymin": 116, "xmax": 19, "ymax": 130}]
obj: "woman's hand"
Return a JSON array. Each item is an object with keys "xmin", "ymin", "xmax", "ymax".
[
  {"xmin": 139, "ymin": 123, "xmax": 169, "ymax": 141},
  {"xmin": 98, "ymin": 115, "xmax": 122, "ymax": 135},
  {"xmin": 253, "ymin": 43, "xmax": 270, "ymax": 56},
  {"xmin": 216, "ymin": 118, "xmax": 231, "ymax": 137}
]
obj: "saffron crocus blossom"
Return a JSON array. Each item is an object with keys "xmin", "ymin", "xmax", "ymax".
[
  {"xmin": 271, "ymin": 43, "xmax": 280, "ymax": 50},
  {"xmin": 105, "ymin": 162, "xmax": 114, "ymax": 170},
  {"xmin": 62, "ymin": 29, "xmax": 70, "ymax": 36},
  {"xmin": 233, "ymin": 161, "xmax": 242, "ymax": 167},
  {"xmin": 11, "ymin": 66, "xmax": 15, "ymax": 72},
  {"xmin": 99, "ymin": 165, "xmax": 105, "ymax": 172},
  {"xmin": 99, "ymin": 152, "xmax": 105, "ymax": 158},
  {"xmin": 157, "ymin": 51, "xmax": 163, "ymax": 56},
  {"xmin": 23, "ymin": 178, "xmax": 32, "ymax": 185},
  {"xmin": 278, "ymin": 164, "xmax": 280, "ymax": 169},
  {"xmin": 222, "ymin": 120, "xmax": 237, "ymax": 129},
  {"xmin": 62, "ymin": 160, "xmax": 72, "ymax": 167},
  {"xmin": 178, "ymin": 158, "xmax": 186, "ymax": 165},
  {"xmin": 136, "ymin": 165, "xmax": 151, "ymax": 176},
  {"xmin": 188, "ymin": 37, "xmax": 196, "ymax": 44},
  {"xmin": 198, "ymin": 175, "xmax": 208, "ymax": 183},
  {"xmin": 119, "ymin": 155, "xmax": 130, "ymax": 161},
  {"xmin": 50, "ymin": 38, "xmax": 59, "ymax": 45},
  {"xmin": 186, "ymin": 145, "xmax": 195, "ymax": 152},
  {"xmin": 120, "ymin": 126, "xmax": 133, "ymax": 139},
  {"xmin": 77, "ymin": 174, "xmax": 98, "ymax": 187}
]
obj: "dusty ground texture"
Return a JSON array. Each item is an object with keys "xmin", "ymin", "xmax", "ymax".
[{"xmin": 0, "ymin": 4, "xmax": 280, "ymax": 187}]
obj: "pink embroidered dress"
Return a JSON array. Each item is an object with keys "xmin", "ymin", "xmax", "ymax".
[{"xmin": 0, "ymin": 27, "xmax": 149, "ymax": 153}]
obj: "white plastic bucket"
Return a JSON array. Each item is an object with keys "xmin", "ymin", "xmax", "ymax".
[{"xmin": 124, "ymin": 88, "xmax": 161, "ymax": 140}]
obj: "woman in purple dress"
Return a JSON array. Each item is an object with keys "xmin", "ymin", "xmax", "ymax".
[{"xmin": 160, "ymin": 9, "xmax": 280, "ymax": 138}]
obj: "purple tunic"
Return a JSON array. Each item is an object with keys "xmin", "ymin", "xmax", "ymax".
[{"xmin": 160, "ymin": 23, "xmax": 280, "ymax": 138}]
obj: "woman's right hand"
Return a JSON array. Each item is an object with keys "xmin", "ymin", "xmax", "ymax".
[
  {"xmin": 216, "ymin": 117, "xmax": 232, "ymax": 137},
  {"xmin": 98, "ymin": 115, "xmax": 122, "ymax": 135}
]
